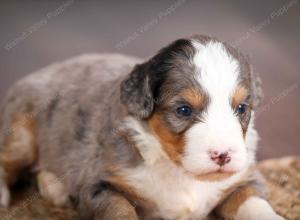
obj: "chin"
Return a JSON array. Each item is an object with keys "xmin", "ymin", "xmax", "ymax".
[{"xmin": 197, "ymin": 171, "xmax": 236, "ymax": 181}]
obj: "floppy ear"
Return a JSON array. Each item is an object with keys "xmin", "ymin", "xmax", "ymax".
[
  {"xmin": 120, "ymin": 61, "xmax": 156, "ymax": 119},
  {"xmin": 120, "ymin": 38, "xmax": 193, "ymax": 118},
  {"xmin": 251, "ymin": 69, "xmax": 263, "ymax": 108}
]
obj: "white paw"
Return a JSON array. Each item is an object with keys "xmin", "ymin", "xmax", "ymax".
[
  {"xmin": 236, "ymin": 197, "xmax": 286, "ymax": 220},
  {"xmin": 236, "ymin": 212, "xmax": 286, "ymax": 220},
  {"xmin": 255, "ymin": 213, "xmax": 286, "ymax": 220},
  {"xmin": 37, "ymin": 171, "xmax": 69, "ymax": 207},
  {"xmin": 0, "ymin": 177, "xmax": 10, "ymax": 207}
]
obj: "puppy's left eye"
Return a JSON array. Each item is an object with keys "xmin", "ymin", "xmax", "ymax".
[
  {"xmin": 236, "ymin": 104, "xmax": 248, "ymax": 115},
  {"xmin": 176, "ymin": 105, "xmax": 192, "ymax": 117}
]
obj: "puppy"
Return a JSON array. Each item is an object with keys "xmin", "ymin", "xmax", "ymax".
[{"xmin": 0, "ymin": 35, "xmax": 285, "ymax": 220}]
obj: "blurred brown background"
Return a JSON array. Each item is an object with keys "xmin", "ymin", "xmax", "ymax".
[{"xmin": 0, "ymin": 0, "xmax": 299, "ymax": 160}]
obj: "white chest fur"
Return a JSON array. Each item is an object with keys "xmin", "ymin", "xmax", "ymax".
[
  {"xmin": 121, "ymin": 117, "xmax": 250, "ymax": 219},
  {"xmin": 123, "ymin": 160, "xmax": 247, "ymax": 220}
]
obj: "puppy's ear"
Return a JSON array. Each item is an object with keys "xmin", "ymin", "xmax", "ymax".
[
  {"xmin": 251, "ymin": 70, "xmax": 263, "ymax": 108},
  {"xmin": 120, "ymin": 61, "xmax": 156, "ymax": 119},
  {"xmin": 120, "ymin": 38, "xmax": 193, "ymax": 118}
]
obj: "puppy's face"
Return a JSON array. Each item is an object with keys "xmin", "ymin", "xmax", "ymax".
[{"xmin": 121, "ymin": 36, "xmax": 261, "ymax": 177}]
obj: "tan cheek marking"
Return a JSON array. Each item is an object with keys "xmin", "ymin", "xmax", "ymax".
[
  {"xmin": 232, "ymin": 86, "xmax": 248, "ymax": 108},
  {"xmin": 148, "ymin": 113, "xmax": 185, "ymax": 164},
  {"xmin": 0, "ymin": 113, "xmax": 38, "ymax": 185},
  {"xmin": 179, "ymin": 88, "xmax": 204, "ymax": 109}
]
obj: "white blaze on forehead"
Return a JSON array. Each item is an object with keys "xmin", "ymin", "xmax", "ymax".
[
  {"xmin": 191, "ymin": 40, "xmax": 242, "ymax": 131},
  {"xmin": 192, "ymin": 40, "xmax": 240, "ymax": 100},
  {"xmin": 181, "ymin": 40, "xmax": 248, "ymax": 175}
]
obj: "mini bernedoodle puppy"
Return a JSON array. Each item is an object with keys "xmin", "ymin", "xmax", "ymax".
[{"xmin": 0, "ymin": 35, "xmax": 285, "ymax": 220}]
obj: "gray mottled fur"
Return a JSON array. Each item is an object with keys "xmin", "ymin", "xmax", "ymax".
[
  {"xmin": 0, "ymin": 36, "xmax": 265, "ymax": 219},
  {"xmin": 0, "ymin": 54, "xmax": 145, "ymax": 218}
]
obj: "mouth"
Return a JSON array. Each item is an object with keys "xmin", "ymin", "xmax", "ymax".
[
  {"xmin": 196, "ymin": 169, "xmax": 236, "ymax": 181},
  {"xmin": 197, "ymin": 166, "xmax": 237, "ymax": 182}
]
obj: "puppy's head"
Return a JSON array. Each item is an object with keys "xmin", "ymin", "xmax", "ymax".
[{"xmin": 121, "ymin": 35, "xmax": 262, "ymax": 177}]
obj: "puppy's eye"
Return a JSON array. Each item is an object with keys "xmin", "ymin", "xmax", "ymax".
[
  {"xmin": 176, "ymin": 105, "xmax": 192, "ymax": 117},
  {"xmin": 236, "ymin": 104, "xmax": 248, "ymax": 115}
]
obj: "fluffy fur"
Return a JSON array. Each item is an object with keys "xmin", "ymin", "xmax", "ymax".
[{"xmin": 0, "ymin": 35, "xmax": 284, "ymax": 220}]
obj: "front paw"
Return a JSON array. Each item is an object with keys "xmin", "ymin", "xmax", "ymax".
[
  {"xmin": 235, "ymin": 197, "xmax": 286, "ymax": 220},
  {"xmin": 0, "ymin": 172, "xmax": 10, "ymax": 207},
  {"xmin": 255, "ymin": 213, "xmax": 286, "ymax": 220},
  {"xmin": 236, "ymin": 212, "xmax": 286, "ymax": 220}
]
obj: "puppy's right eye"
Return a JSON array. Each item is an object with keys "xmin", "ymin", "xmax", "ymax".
[
  {"xmin": 235, "ymin": 103, "xmax": 248, "ymax": 115},
  {"xmin": 176, "ymin": 105, "xmax": 192, "ymax": 117}
]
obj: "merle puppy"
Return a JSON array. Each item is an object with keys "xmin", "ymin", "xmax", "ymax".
[{"xmin": 0, "ymin": 35, "xmax": 285, "ymax": 220}]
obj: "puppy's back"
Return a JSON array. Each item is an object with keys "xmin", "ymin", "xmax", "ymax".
[{"xmin": 0, "ymin": 54, "xmax": 141, "ymax": 171}]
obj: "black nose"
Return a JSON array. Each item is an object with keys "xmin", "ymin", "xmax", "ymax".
[{"xmin": 210, "ymin": 151, "xmax": 231, "ymax": 166}]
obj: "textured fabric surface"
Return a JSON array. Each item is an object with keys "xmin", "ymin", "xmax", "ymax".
[{"xmin": 259, "ymin": 157, "xmax": 300, "ymax": 220}]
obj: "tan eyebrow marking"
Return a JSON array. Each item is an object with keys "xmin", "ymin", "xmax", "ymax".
[
  {"xmin": 232, "ymin": 86, "xmax": 248, "ymax": 108},
  {"xmin": 179, "ymin": 88, "xmax": 205, "ymax": 109}
]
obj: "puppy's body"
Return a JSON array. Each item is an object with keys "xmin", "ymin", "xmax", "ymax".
[{"xmin": 0, "ymin": 36, "xmax": 284, "ymax": 220}]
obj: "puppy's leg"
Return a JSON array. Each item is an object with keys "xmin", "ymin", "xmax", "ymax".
[
  {"xmin": 235, "ymin": 196, "xmax": 285, "ymax": 220},
  {"xmin": 37, "ymin": 171, "xmax": 69, "ymax": 207},
  {"xmin": 0, "ymin": 113, "xmax": 37, "ymax": 207},
  {"xmin": 0, "ymin": 167, "xmax": 10, "ymax": 207},
  {"xmin": 78, "ymin": 184, "xmax": 139, "ymax": 220},
  {"xmin": 215, "ymin": 176, "xmax": 285, "ymax": 220}
]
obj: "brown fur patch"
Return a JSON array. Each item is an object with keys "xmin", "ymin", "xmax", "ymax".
[
  {"xmin": 105, "ymin": 165, "xmax": 141, "ymax": 199},
  {"xmin": 0, "ymin": 113, "xmax": 37, "ymax": 185},
  {"xmin": 216, "ymin": 186, "xmax": 259, "ymax": 219},
  {"xmin": 232, "ymin": 86, "xmax": 248, "ymax": 108},
  {"xmin": 179, "ymin": 88, "xmax": 205, "ymax": 109},
  {"xmin": 215, "ymin": 167, "xmax": 261, "ymax": 219},
  {"xmin": 148, "ymin": 113, "xmax": 185, "ymax": 164},
  {"xmin": 104, "ymin": 166, "xmax": 156, "ymax": 213}
]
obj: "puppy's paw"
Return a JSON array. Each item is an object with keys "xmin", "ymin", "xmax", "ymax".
[
  {"xmin": 0, "ymin": 175, "xmax": 10, "ymax": 207},
  {"xmin": 255, "ymin": 213, "xmax": 286, "ymax": 220},
  {"xmin": 0, "ymin": 184, "xmax": 10, "ymax": 208},
  {"xmin": 236, "ymin": 212, "xmax": 286, "ymax": 220},
  {"xmin": 37, "ymin": 171, "xmax": 69, "ymax": 207},
  {"xmin": 236, "ymin": 197, "xmax": 286, "ymax": 220}
]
